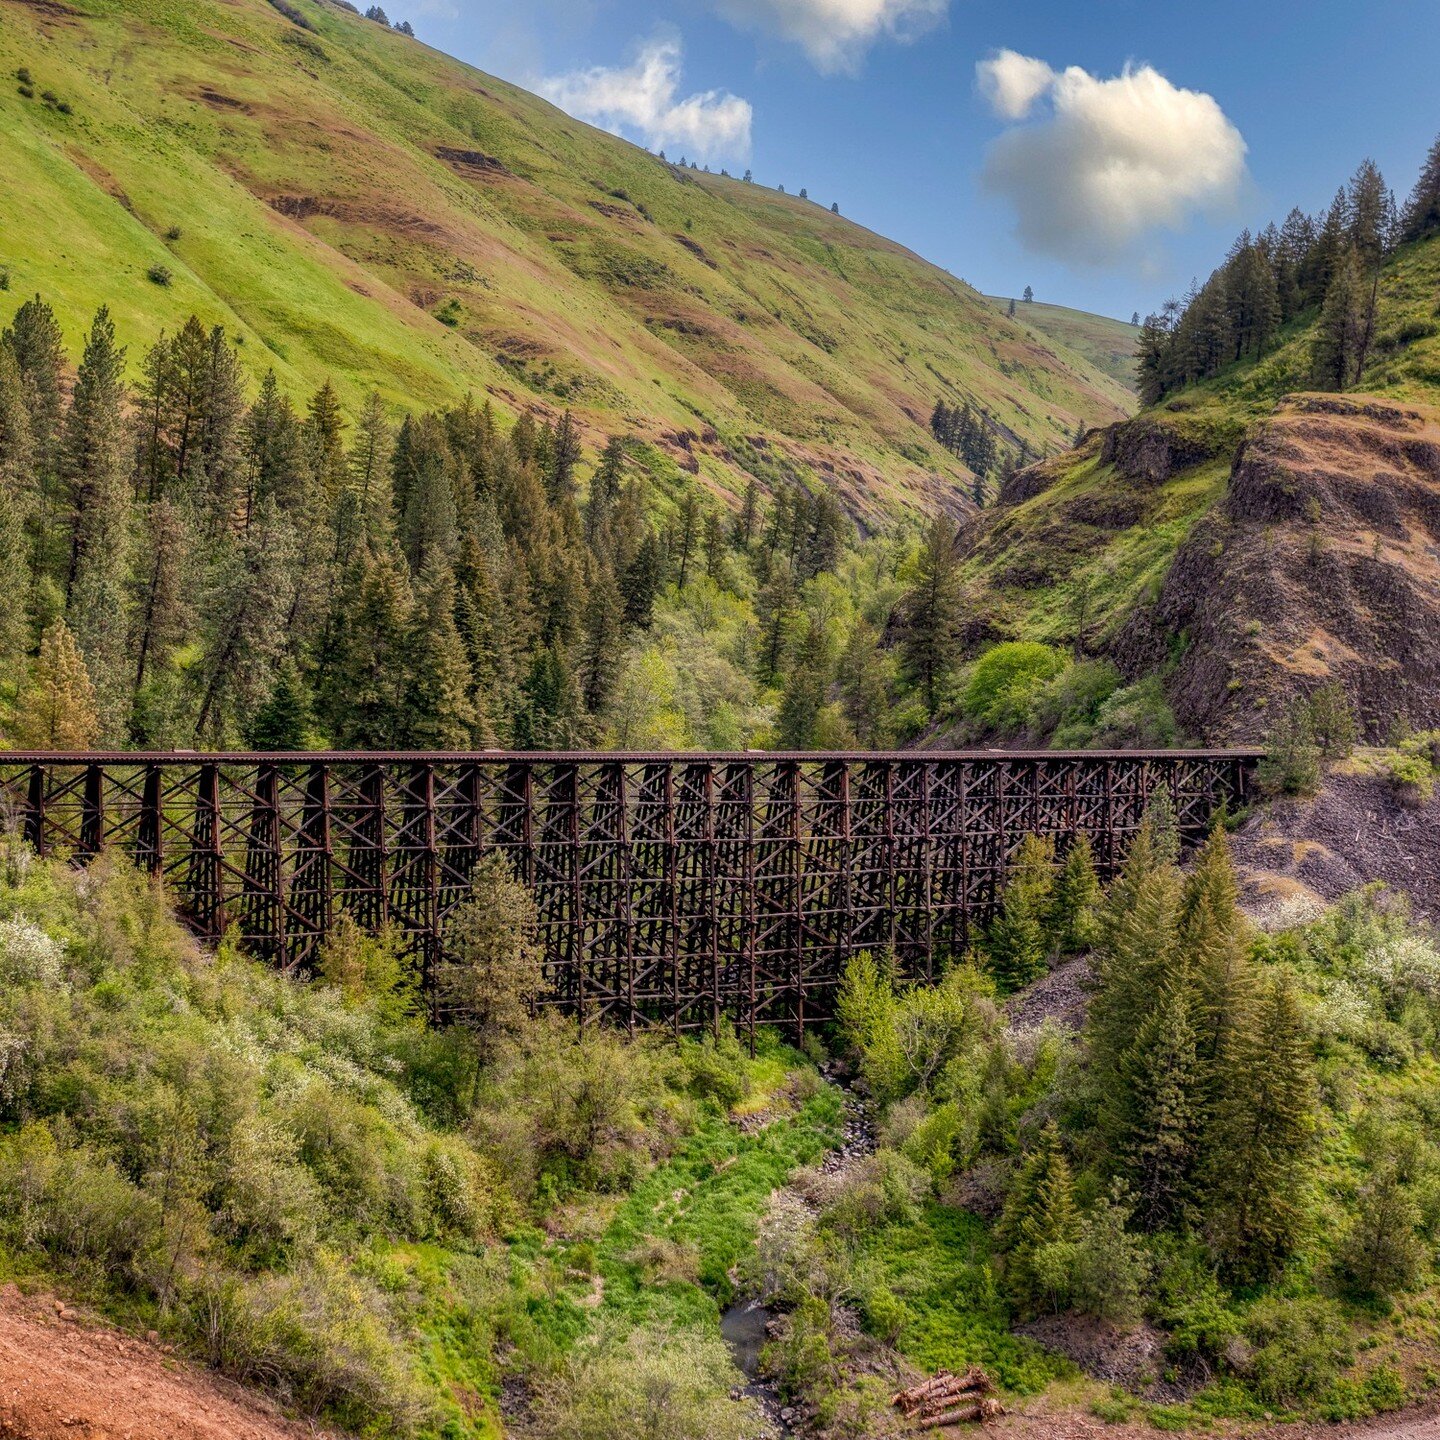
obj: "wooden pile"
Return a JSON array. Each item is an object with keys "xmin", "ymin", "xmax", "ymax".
[{"xmin": 890, "ymin": 1369, "xmax": 1004, "ymax": 1429}]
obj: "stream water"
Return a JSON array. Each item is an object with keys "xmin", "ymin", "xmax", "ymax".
[{"xmin": 719, "ymin": 1066, "xmax": 878, "ymax": 1439}]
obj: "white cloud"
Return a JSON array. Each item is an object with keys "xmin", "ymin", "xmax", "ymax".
[
  {"xmin": 539, "ymin": 37, "xmax": 752, "ymax": 164},
  {"xmin": 713, "ymin": 0, "xmax": 947, "ymax": 75},
  {"xmin": 976, "ymin": 49, "xmax": 1055, "ymax": 121},
  {"xmin": 977, "ymin": 53, "xmax": 1248, "ymax": 266}
]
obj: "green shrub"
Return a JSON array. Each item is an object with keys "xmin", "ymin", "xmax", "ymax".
[
  {"xmin": 1242, "ymin": 1296, "xmax": 1352, "ymax": 1406},
  {"xmin": 530, "ymin": 1321, "xmax": 758, "ymax": 1440},
  {"xmin": 187, "ymin": 1257, "xmax": 433, "ymax": 1432},
  {"xmin": 1259, "ymin": 698, "xmax": 1323, "ymax": 796},
  {"xmin": 820, "ymin": 1148, "xmax": 930, "ymax": 1239},
  {"xmin": 147, "ymin": 263, "xmax": 173, "ymax": 286},
  {"xmin": 1078, "ymin": 673, "xmax": 1178, "ymax": 748},
  {"xmin": 963, "ymin": 642, "xmax": 1067, "ymax": 735},
  {"xmin": 1029, "ymin": 659, "xmax": 1122, "ymax": 743},
  {"xmin": 681, "ymin": 1027, "xmax": 752, "ymax": 1109}
]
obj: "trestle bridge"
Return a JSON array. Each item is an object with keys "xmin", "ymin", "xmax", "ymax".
[{"xmin": 0, "ymin": 750, "xmax": 1259, "ymax": 1034}]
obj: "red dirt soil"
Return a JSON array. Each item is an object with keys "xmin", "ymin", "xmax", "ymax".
[{"xmin": 0, "ymin": 1285, "xmax": 345, "ymax": 1440}]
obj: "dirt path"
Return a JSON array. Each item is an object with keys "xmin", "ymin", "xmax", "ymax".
[{"xmin": 0, "ymin": 1285, "xmax": 344, "ymax": 1440}]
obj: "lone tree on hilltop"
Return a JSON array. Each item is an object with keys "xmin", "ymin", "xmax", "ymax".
[{"xmin": 1023, "ymin": 285, "xmax": 1034, "ymax": 303}]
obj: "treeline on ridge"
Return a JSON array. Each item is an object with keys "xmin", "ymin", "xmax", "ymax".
[
  {"xmin": 0, "ymin": 298, "xmax": 893, "ymax": 753},
  {"xmin": 1138, "ymin": 134, "xmax": 1440, "ymax": 404}
]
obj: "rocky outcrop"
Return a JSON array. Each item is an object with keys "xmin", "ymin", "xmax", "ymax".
[{"xmin": 1115, "ymin": 394, "xmax": 1440, "ymax": 742}]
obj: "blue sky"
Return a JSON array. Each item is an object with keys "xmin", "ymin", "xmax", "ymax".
[{"xmin": 404, "ymin": 0, "xmax": 1440, "ymax": 320}]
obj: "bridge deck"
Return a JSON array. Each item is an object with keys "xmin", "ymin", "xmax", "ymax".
[{"xmin": 0, "ymin": 750, "xmax": 1260, "ymax": 1036}]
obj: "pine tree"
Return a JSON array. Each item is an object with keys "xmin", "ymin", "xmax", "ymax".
[
  {"xmin": 1337, "ymin": 1162, "xmax": 1423, "ymax": 1298},
  {"xmin": 15, "ymin": 618, "xmax": 100, "ymax": 749},
  {"xmin": 996, "ymin": 1122, "xmax": 1079, "ymax": 1315},
  {"xmin": 516, "ymin": 641, "xmax": 583, "ymax": 750},
  {"xmin": 130, "ymin": 496, "xmax": 190, "ymax": 710},
  {"xmin": 585, "ymin": 435, "xmax": 626, "ymax": 552},
  {"xmin": 348, "ymin": 391, "xmax": 394, "ymax": 551},
  {"xmin": 243, "ymin": 370, "xmax": 305, "ymax": 522},
  {"xmin": 756, "ymin": 561, "xmax": 799, "ymax": 683},
  {"xmin": 319, "ymin": 543, "xmax": 413, "ymax": 747},
  {"xmin": 1203, "ymin": 974, "xmax": 1314, "ymax": 1281},
  {"xmin": 62, "ymin": 307, "xmax": 132, "ymax": 738},
  {"xmin": 402, "ymin": 560, "xmax": 477, "ymax": 749},
  {"xmin": 191, "ymin": 504, "xmax": 298, "ymax": 743},
  {"xmin": 3, "ymin": 296, "xmax": 65, "ymax": 582},
  {"xmin": 0, "ymin": 343, "xmax": 34, "ymax": 687},
  {"xmin": 899, "ymin": 513, "xmax": 965, "ymax": 713},
  {"xmin": 1346, "ymin": 158, "xmax": 1393, "ymax": 264},
  {"xmin": 577, "ymin": 562, "xmax": 625, "ymax": 717},
  {"xmin": 1177, "ymin": 829, "xmax": 1255, "ymax": 1082},
  {"xmin": 1400, "ymin": 133, "xmax": 1440, "ymax": 243},
  {"xmin": 1051, "ymin": 834, "xmax": 1101, "ymax": 953},
  {"xmin": 776, "ymin": 619, "xmax": 830, "ymax": 750},
  {"xmin": 397, "ymin": 414, "xmax": 458, "ymax": 573},
  {"xmin": 1023, "ymin": 286, "xmax": 1034, "ymax": 303},
  {"xmin": 1312, "ymin": 246, "xmax": 1368, "ymax": 388},
  {"xmin": 837, "ymin": 622, "xmax": 892, "ymax": 747},
  {"xmin": 1087, "ymin": 825, "xmax": 1184, "ymax": 1091},
  {"xmin": 986, "ymin": 834, "xmax": 1055, "ymax": 991},
  {"xmin": 305, "ymin": 379, "xmax": 349, "ymax": 503},
  {"xmin": 547, "ymin": 410, "xmax": 581, "ymax": 504},
  {"xmin": 1114, "ymin": 980, "xmax": 1202, "ymax": 1229},
  {"xmin": 620, "ymin": 530, "xmax": 665, "ymax": 628},
  {"xmin": 247, "ymin": 658, "xmax": 312, "ymax": 750}
]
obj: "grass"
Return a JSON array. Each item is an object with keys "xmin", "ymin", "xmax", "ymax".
[
  {"xmin": 0, "ymin": 0, "xmax": 1131, "ymax": 522},
  {"xmin": 367, "ymin": 1038, "xmax": 843, "ymax": 1437},
  {"xmin": 985, "ymin": 296, "xmax": 1141, "ymax": 396},
  {"xmin": 851, "ymin": 1201, "xmax": 1070, "ymax": 1394}
]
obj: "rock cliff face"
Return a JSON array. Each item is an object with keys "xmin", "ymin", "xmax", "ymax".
[{"xmin": 1114, "ymin": 395, "xmax": 1440, "ymax": 742}]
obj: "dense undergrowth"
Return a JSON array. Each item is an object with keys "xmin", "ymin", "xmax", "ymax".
[
  {"xmin": 747, "ymin": 817, "xmax": 1440, "ymax": 1433},
  {"xmin": 0, "ymin": 839, "xmax": 840, "ymax": 1437},
  {"xmin": 13, "ymin": 809, "xmax": 1440, "ymax": 1438}
]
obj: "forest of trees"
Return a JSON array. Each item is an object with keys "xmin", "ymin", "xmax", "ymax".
[
  {"xmin": 1137, "ymin": 135, "xmax": 1440, "ymax": 404},
  {"xmin": 0, "ymin": 297, "xmax": 967, "ymax": 753}
]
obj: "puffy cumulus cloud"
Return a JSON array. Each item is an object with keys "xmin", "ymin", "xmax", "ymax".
[
  {"xmin": 978, "ymin": 53, "xmax": 1248, "ymax": 266},
  {"xmin": 713, "ymin": 0, "xmax": 947, "ymax": 74},
  {"xmin": 976, "ymin": 49, "xmax": 1055, "ymax": 121},
  {"xmin": 539, "ymin": 37, "xmax": 752, "ymax": 164}
]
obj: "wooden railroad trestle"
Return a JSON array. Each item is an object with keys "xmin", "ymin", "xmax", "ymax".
[{"xmin": 0, "ymin": 750, "xmax": 1259, "ymax": 1034}]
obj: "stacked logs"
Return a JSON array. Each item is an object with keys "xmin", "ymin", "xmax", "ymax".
[{"xmin": 891, "ymin": 1369, "xmax": 1003, "ymax": 1429}]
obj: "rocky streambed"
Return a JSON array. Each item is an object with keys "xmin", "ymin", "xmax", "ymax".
[{"xmin": 721, "ymin": 1064, "xmax": 878, "ymax": 1438}]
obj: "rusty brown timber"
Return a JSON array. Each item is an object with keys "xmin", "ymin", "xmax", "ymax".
[{"xmin": 0, "ymin": 750, "xmax": 1259, "ymax": 1036}]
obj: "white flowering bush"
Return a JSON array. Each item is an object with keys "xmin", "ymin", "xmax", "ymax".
[{"xmin": 0, "ymin": 915, "xmax": 66, "ymax": 988}]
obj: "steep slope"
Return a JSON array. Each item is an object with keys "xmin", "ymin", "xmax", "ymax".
[
  {"xmin": 964, "ymin": 231, "xmax": 1440, "ymax": 740},
  {"xmin": 0, "ymin": 0, "xmax": 1129, "ymax": 522},
  {"xmin": 984, "ymin": 297, "xmax": 1141, "ymax": 396}
]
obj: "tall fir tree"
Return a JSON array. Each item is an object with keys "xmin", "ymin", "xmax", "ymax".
[
  {"xmin": 62, "ymin": 307, "xmax": 132, "ymax": 739},
  {"xmin": 900, "ymin": 513, "xmax": 965, "ymax": 713},
  {"xmin": 1203, "ymin": 975, "xmax": 1314, "ymax": 1281},
  {"xmin": 1114, "ymin": 980, "xmax": 1203, "ymax": 1230},
  {"xmin": 15, "ymin": 618, "xmax": 101, "ymax": 749},
  {"xmin": 402, "ymin": 559, "xmax": 478, "ymax": 749}
]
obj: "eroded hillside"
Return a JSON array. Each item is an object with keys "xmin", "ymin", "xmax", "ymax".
[{"xmin": 962, "ymin": 229, "xmax": 1440, "ymax": 740}]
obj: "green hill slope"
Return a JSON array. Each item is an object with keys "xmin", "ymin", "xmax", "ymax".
[
  {"xmin": 985, "ymin": 296, "xmax": 1141, "ymax": 396},
  {"xmin": 0, "ymin": 0, "xmax": 1130, "ymax": 522}
]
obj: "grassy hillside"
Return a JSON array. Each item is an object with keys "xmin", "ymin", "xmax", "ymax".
[
  {"xmin": 0, "ymin": 0, "xmax": 1130, "ymax": 523},
  {"xmin": 985, "ymin": 296, "xmax": 1141, "ymax": 396},
  {"xmin": 958, "ymin": 232, "xmax": 1440, "ymax": 742}
]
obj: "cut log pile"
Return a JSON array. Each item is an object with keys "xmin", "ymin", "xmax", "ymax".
[{"xmin": 891, "ymin": 1368, "xmax": 1004, "ymax": 1429}]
